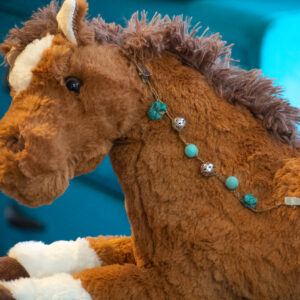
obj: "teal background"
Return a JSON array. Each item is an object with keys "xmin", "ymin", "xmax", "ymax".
[{"xmin": 0, "ymin": 0, "xmax": 299, "ymax": 255}]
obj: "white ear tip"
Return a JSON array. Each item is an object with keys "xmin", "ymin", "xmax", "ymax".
[{"xmin": 56, "ymin": 0, "xmax": 78, "ymax": 45}]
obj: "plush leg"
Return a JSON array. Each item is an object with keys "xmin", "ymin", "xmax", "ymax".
[
  {"xmin": 1, "ymin": 236, "xmax": 133, "ymax": 279},
  {"xmin": 87, "ymin": 236, "xmax": 135, "ymax": 266},
  {"xmin": 75, "ymin": 264, "xmax": 165, "ymax": 299},
  {"xmin": 0, "ymin": 265, "xmax": 166, "ymax": 300},
  {"xmin": 0, "ymin": 273, "xmax": 92, "ymax": 300}
]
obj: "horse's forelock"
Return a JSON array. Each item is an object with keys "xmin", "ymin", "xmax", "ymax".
[{"xmin": 2, "ymin": 1, "xmax": 59, "ymax": 66}]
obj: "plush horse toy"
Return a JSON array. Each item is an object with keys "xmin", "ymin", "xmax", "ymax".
[{"xmin": 0, "ymin": 0, "xmax": 299, "ymax": 299}]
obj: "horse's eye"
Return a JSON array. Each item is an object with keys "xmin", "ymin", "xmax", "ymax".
[{"xmin": 65, "ymin": 77, "xmax": 81, "ymax": 93}]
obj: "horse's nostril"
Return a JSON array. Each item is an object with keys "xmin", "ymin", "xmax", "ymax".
[{"xmin": 7, "ymin": 134, "xmax": 25, "ymax": 153}]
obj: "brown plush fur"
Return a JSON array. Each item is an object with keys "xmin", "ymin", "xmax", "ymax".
[
  {"xmin": 87, "ymin": 236, "xmax": 135, "ymax": 266},
  {"xmin": 0, "ymin": 285, "xmax": 14, "ymax": 300},
  {"xmin": 0, "ymin": 257, "xmax": 29, "ymax": 281},
  {"xmin": 0, "ymin": 0, "xmax": 299, "ymax": 299}
]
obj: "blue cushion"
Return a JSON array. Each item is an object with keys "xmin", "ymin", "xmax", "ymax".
[{"xmin": 261, "ymin": 12, "xmax": 300, "ymax": 109}]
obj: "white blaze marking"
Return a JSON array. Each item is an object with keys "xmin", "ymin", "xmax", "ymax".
[
  {"xmin": 9, "ymin": 34, "xmax": 54, "ymax": 94},
  {"xmin": 57, "ymin": 0, "xmax": 77, "ymax": 45},
  {"xmin": 0, "ymin": 273, "xmax": 92, "ymax": 300},
  {"xmin": 8, "ymin": 238, "xmax": 101, "ymax": 278}
]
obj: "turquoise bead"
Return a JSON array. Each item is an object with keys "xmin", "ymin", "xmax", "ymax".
[
  {"xmin": 225, "ymin": 176, "xmax": 239, "ymax": 190},
  {"xmin": 241, "ymin": 194, "xmax": 258, "ymax": 209},
  {"xmin": 185, "ymin": 144, "xmax": 198, "ymax": 158},
  {"xmin": 148, "ymin": 101, "xmax": 167, "ymax": 120}
]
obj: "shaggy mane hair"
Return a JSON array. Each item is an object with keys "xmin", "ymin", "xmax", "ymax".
[{"xmin": 2, "ymin": 1, "xmax": 299, "ymax": 146}]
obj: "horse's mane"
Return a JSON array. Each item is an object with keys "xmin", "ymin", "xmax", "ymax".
[{"xmin": 2, "ymin": 1, "xmax": 300, "ymax": 146}]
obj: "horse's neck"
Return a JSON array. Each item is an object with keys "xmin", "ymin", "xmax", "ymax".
[{"xmin": 109, "ymin": 53, "xmax": 295, "ymax": 266}]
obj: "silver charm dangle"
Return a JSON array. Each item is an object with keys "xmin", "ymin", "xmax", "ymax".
[
  {"xmin": 201, "ymin": 162, "xmax": 214, "ymax": 176},
  {"xmin": 172, "ymin": 117, "xmax": 186, "ymax": 131}
]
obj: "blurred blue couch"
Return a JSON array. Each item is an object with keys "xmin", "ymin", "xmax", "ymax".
[{"xmin": 0, "ymin": 0, "xmax": 299, "ymax": 255}]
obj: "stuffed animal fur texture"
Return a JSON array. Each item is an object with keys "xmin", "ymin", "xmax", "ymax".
[{"xmin": 0, "ymin": 0, "xmax": 299, "ymax": 299}]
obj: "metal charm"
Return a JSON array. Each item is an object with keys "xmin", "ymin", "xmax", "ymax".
[
  {"xmin": 201, "ymin": 162, "xmax": 214, "ymax": 176},
  {"xmin": 172, "ymin": 117, "xmax": 186, "ymax": 131}
]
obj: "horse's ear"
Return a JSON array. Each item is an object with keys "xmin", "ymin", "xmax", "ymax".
[{"xmin": 56, "ymin": 0, "xmax": 93, "ymax": 45}]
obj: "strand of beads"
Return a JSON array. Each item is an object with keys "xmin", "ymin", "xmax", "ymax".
[
  {"xmin": 147, "ymin": 99, "xmax": 258, "ymax": 210},
  {"xmin": 137, "ymin": 62, "xmax": 299, "ymax": 213}
]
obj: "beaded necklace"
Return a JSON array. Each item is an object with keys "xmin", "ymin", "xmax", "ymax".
[{"xmin": 135, "ymin": 61, "xmax": 300, "ymax": 213}]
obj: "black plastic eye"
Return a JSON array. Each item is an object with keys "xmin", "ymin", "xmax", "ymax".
[{"xmin": 65, "ymin": 77, "xmax": 81, "ymax": 93}]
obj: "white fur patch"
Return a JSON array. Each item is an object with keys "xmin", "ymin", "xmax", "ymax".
[
  {"xmin": 57, "ymin": 0, "xmax": 77, "ymax": 44},
  {"xmin": 0, "ymin": 273, "xmax": 92, "ymax": 300},
  {"xmin": 8, "ymin": 238, "xmax": 101, "ymax": 278},
  {"xmin": 9, "ymin": 34, "xmax": 54, "ymax": 94}
]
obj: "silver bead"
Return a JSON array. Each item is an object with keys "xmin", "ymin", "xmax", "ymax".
[
  {"xmin": 172, "ymin": 117, "xmax": 186, "ymax": 131},
  {"xmin": 201, "ymin": 162, "xmax": 214, "ymax": 176}
]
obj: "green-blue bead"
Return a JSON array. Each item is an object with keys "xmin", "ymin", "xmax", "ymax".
[
  {"xmin": 225, "ymin": 176, "xmax": 239, "ymax": 190},
  {"xmin": 185, "ymin": 144, "xmax": 198, "ymax": 158},
  {"xmin": 241, "ymin": 194, "xmax": 258, "ymax": 209},
  {"xmin": 148, "ymin": 101, "xmax": 167, "ymax": 120}
]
